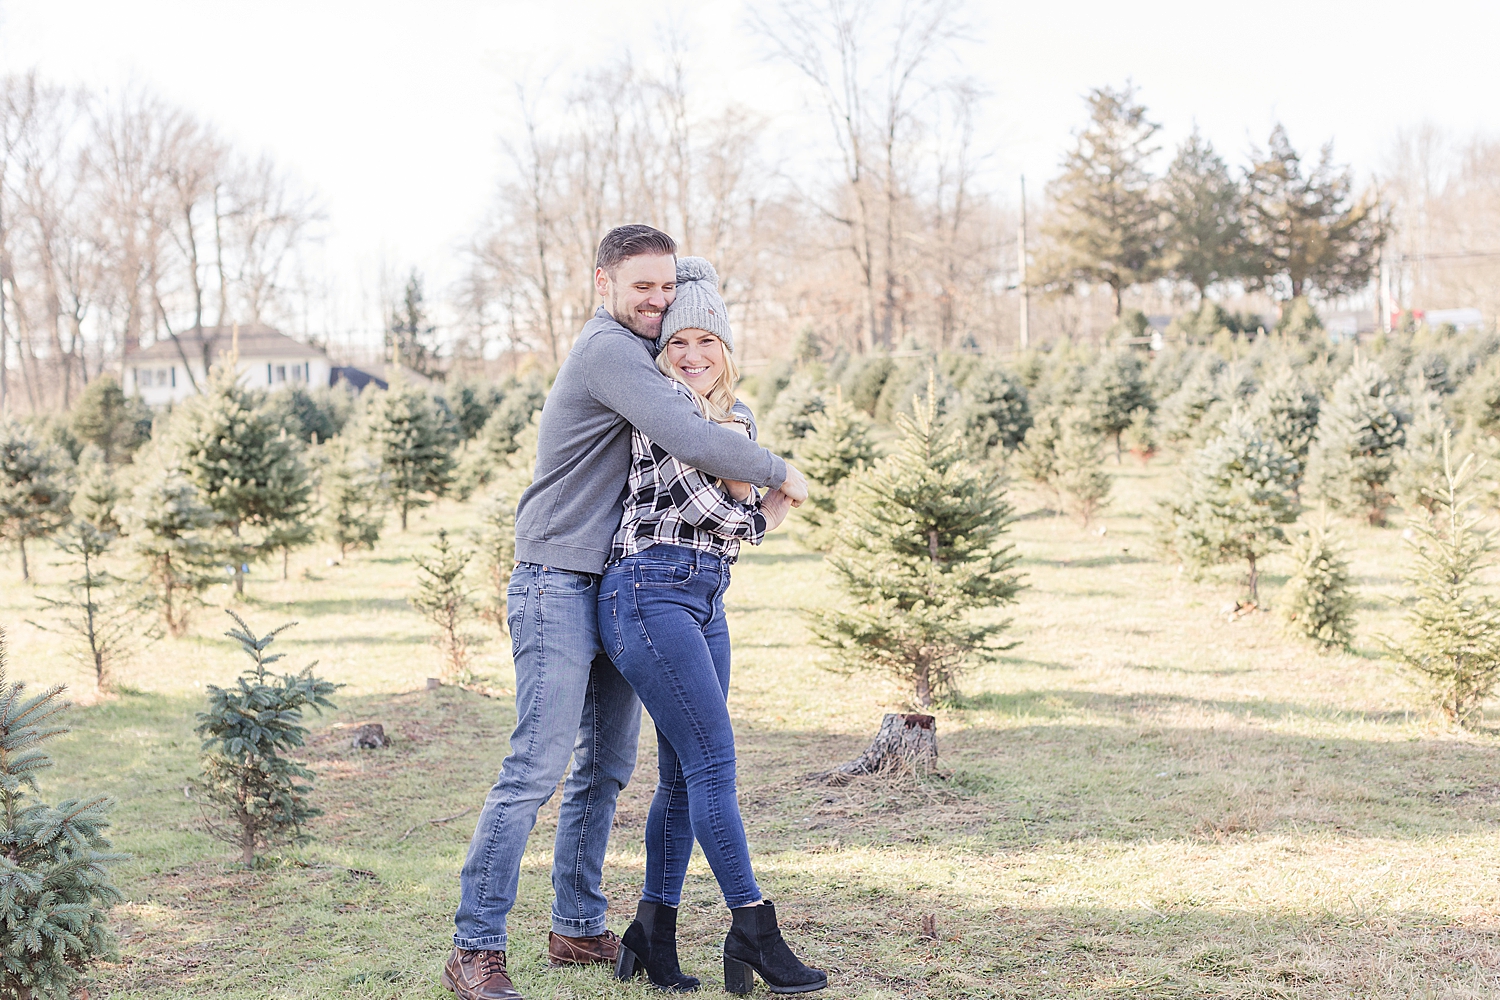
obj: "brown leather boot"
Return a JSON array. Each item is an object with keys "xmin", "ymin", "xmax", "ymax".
[
  {"xmin": 442, "ymin": 947, "xmax": 523, "ymax": 1000},
  {"xmin": 547, "ymin": 928, "xmax": 622, "ymax": 967}
]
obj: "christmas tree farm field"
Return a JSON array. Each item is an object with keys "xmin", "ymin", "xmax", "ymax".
[{"xmin": 2, "ymin": 470, "xmax": 1500, "ymax": 999}]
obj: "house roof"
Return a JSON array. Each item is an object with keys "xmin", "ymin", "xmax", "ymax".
[{"xmin": 131, "ymin": 325, "xmax": 325, "ymax": 363}]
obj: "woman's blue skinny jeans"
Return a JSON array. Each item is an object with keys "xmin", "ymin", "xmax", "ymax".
[{"xmin": 598, "ymin": 544, "xmax": 763, "ymax": 909}]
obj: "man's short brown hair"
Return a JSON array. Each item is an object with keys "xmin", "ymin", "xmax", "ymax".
[{"xmin": 595, "ymin": 224, "xmax": 677, "ymax": 275}]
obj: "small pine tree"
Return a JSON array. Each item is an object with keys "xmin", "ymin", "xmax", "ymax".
[
  {"xmin": 1389, "ymin": 391, "xmax": 1450, "ymax": 515},
  {"xmin": 956, "ymin": 363, "xmax": 1032, "ymax": 459},
  {"xmin": 809, "ymin": 379, "xmax": 1023, "ymax": 707},
  {"xmin": 794, "ymin": 389, "xmax": 877, "ymax": 550},
  {"xmin": 69, "ymin": 373, "xmax": 151, "ymax": 465},
  {"xmin": 1159, "ymin": 414, "xmax": 1301, "ymax": 601},
  {"xmin": 1123, "ymin": 406, "xmax": 1156, "ymax": 463},
  {"xmin": 1053, "ymin": 410, "xmax": 1113, "ymax": 527},
  {"xmin": 195, "ymin": 612, "xmax": 340, "ymax": 865},
  {"xmin": 412, "ymin": 529, "xmax": 478, "ymax": 680},
  {"xmin": 473, "ymin": 492, "xmax": 516, "ymax": 637},
  {"xmin": 0, "ymin": 421, "xmax": 73, "ymax": 582},
  {"xmin": 1383, "ymin": 439, "xmax": 1500, "ymax": 727},
  {"xmin": 1307, "ymin": 356, "xmax": 1409, "ymax": 525},
  {"xmin": 320, "ymin": 437, "xmax": 383, "ymax": 558},
  {"xmin": 1278, "ymin": 519, "xmax": 1356, "ymax": 649},
  {"xmin": 1249, "ymin": 363, "xmax": 1322, "ymax": 465},
  {"xmin": 29, "ymin": 522, "xmax": 154, "ymax": 690},
  {"xmin": 125, "ymin": 469, "xmax": 222, "ymax": 637},
  {"xmin": 1158, "ymin": 360, "xmax": 1225, "ymax": 446},
  {"xmin": 1014, "ymin": 409, "xmax": 1062, "ymax": 507},
  {"xmin": 71, "ymin": 455, "xmax": 123, "ymax": 535},
  {"xmin": 171, "ymin": 369, "xmax": 313, "ymax": 594},
  {"xmin": 1083, "ymin": 350, "xmax": 1153, "ymax": 461},
  {"xmin": 763, "ymin": 372, "xmax": 827, "ymax": 452},
  {"xmin": 0, "ymin": 628, "xmax": 126, "ymax": 999},
  {"xmin": 366, "ymin": 378, "xmax": 457, "ymax": 530}
]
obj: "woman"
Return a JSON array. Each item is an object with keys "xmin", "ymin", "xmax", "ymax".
[{"xmin": 601, "ymin": 257, "xmax": 827, "ymax": 995}]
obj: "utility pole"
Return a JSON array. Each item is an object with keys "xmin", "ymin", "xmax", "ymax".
[{"xmin": 1017, "ymin": 175, "xmax": 1030, "ymax": 351}]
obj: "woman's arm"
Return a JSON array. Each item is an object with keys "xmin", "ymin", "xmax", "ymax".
[
  {"xmin": 652, "ymin": 442, "xmax": 769, "ymax": 543},
  {"xmin": 716, "ymin": 418, "xmax": 756, "ymax": 502}
]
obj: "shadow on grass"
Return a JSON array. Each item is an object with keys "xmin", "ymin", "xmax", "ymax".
[{"xmin": 738, "ymin": 550, "xmax": 825, "ymax": 566}]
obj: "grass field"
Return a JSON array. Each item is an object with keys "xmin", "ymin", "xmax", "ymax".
[{"xmin": 3, "ymin": 457, "xmax": 1499, "ymax": 999}]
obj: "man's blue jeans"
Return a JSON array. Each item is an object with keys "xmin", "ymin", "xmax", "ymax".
[
  {"xmin": 453, "ymin": 563, "xmax": 642, "ymax": 951},
  {"xmin": 599, "ymin": 545, "xmax": 763, "ymax": 909}
]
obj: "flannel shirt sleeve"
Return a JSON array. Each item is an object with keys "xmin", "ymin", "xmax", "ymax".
[{"xmin": 651, "ymin": 442, "xmax": 768, "ymax": 544}]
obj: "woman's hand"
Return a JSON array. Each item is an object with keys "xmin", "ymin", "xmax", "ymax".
[{"xmin": 759, "ymin": 488, "xmax": 794, "ymax": 531}]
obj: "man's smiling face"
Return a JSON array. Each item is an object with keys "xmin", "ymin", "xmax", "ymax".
[{"xmin": 596, "ymin": 253, "xmax": 677, "ymax": 339}]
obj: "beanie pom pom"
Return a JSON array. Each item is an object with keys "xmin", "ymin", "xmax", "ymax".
[{"xmin": 675, "ymin": 255, "xmax": 719, "ymax": 288}]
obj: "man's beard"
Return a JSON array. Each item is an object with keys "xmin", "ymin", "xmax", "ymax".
[{"xmin": 608, "ymin": 290, "xmax": 663, "ymax": 339}]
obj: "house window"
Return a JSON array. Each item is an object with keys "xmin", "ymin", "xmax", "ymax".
[
  {"xmin": 275, "ymin": 365, "xmax": 287, "ymax": 383},
  {"xmin": 155, "ymin": 368, "xmax": 169, "ymax": 386},
  {"xmin": 292, "ymin": 363, "xmax": 304, "ymax": 383}
]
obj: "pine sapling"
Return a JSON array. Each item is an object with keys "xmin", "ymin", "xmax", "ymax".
[
  {"xmin": 0, "ymin": 627, "xmax": 126, "ymax": 999},
  {"xmin": 1124, "ymin": 406, "xmax": 1156, "ymax": 464},
  {"xmin": 29, "ymin": 521, "xmax": 155, "ymax": 691},
  {"xmin": 1053, "ymin": 410, "xmax": 1112, "ymax": 527},
  {"xmin": 810, "ymin": 377, "xmax": 1023, "ymax": 707},
  {"xmin": 1278, "ymin": 518, "xmax": 1356, "ymax": 649},
  {"xmin": 412, "ymin": 529, "xmax": 478, "ymax": 680},
  {"xmin": 794, "ymin": 388, "xmax": 877, "ymax": 551},
  {"xmin": 473, "ymin": 493, "xmax": 516, "ymax": 636},
  {"xmin": 0, "ymin": 421, "xmax": 73, "ymax": 583},
  {"xmin": 319, "ymin": 437, "xmax": 383, "ymax": 558},
  {"xmin": 195, "ymin": 612, "xmax": 340, "ymax": 865},
  {"xmin": 1383, "ymin": 437, "xmax": 1500, "ymax": 727},
  {"xmin": 126, "ymin": 469, "xmax": 221, "ymax": 637}
]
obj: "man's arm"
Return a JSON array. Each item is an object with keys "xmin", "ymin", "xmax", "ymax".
[{"xmin": 586, "ymin": 333, "xmax": 788, "ymax": 488}]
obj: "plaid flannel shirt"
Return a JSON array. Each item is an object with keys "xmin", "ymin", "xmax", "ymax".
[{"xmin": 608, "ymin": 382, "xmax": 768, "ymax": 565}]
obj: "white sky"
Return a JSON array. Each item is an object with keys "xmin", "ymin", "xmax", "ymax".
[{"xmin": 2, "ymin": 0, "xmax": 1497, "ymax": 346}]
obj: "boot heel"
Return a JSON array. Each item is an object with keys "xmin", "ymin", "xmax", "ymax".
[
  {"xmin": 615, "ymin": 944, "xmax": 640, "ymax": 981},
  {"xmin": 724, "ymin": 955, "xmax": 754, "ymax": 995}
]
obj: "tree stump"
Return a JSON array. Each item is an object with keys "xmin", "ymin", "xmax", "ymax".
[
  {"xmin": 826, "ymin": 713, "xmax": 938, "ymax": 784},
  {"xmin": 351, "ymin": 723, "xmax": 389, "ymax": 749}
]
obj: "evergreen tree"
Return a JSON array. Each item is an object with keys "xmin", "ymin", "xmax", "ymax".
[
  {"xmin": 1383, "ymin": 441, "xmax": 1500, "ymax": 727},
  {"xmin": 445, "ymin": 381, "xmax": 505, "ymax": 441},
  {"xmin": 386, "ymin": 269, "xmax": 440, "ymax": 377},
  {"xmin": 763, "ymin": 372, "xmax": 827, "ymax": 452},
  {"xmin": 1160, "ymin": 414, "xmax": 1301, "ymax": 601},
  {"xmin": 195, "ymin": 612, "xmax": 340, "ymax": 864},
  {"xmin": 71, "ymin": 454, "xmax": 123, "ymax": 535},
  {"xmin": 1014, "ymin": 409, "xmax": 1062, "ymax": 507},
  {"xmin": 366, "ymin": 378, "xmax": 457, "ymax": 530},
  {"xmin": 319, "ymin": 437, "xmax": 383, "ymax": 558},
  {"xmin": 125, "ymin": 469, "xmax": 221, "ymax": 637},
  {"xmin": 794, "ymin": 389, "xmax": 877, "ymax": 550},
  {"xmin": 453, "ymin": 375, "xmax": 547, "ymax": 498},
  {"xmin": 171, "ymin": 370, "xmax": 314, "ymax": 594},
  {"xmin": 1159, "ymin": 359, "xmax": 1226, "ymax": 446},
  {"xmin": 1306, "ymin": 357, "xmax": 1409, "ymax": 525},
  {"xmin": 1278, "ymin": 519, "xmax": 1356, "ymax": 649},
  {"xmin": 264, "ymin": 385, "xmax": 352, "ymax": 444},
  {"xmin": 0, "ymin": 628, "xmax": 126, "ymax": 999},
  {"xmin": 1242, "ymin": 124, "xmax": 1384, "ymax": 300},
  {"xmin": 1040, "ymin": 84, "xmax": 1166, "ymax": 316},
  {"xmin": 412, "ymin": 529, "xmax": 478, "ymax": 681},
  {"xmin": 1276, "ymin": 297, "xmax": 1325, "ymax": 340},
  {"xmin": 1124, "ymin": 406, "xmax": 1156, "ymax": 463},
  {"xmin": 473, "ymin": 492, "xmax": 516, "ymax": 638},
  {"xmin": 839, "ymin": 356, "xmax": 896, "ymax": 416},
  {"xmin": 956, "ymin": 362, "xmax": 1032, "ymax": 459},
  {"xmin": 1390, "ymin": 392, "xmax": 1451, "ymax": 515},
  {"xmin": 0, "ymin": 421, "xmax": 73, "ymax": 583},
  {"xmin": 29, "ymin": 522, "xmax": 153, "ymax": 690},
  {"xmin": 1083, "ymin": 350, "xmax": 1153, "ymax": 461},
  {"xmin": 1163, "ymin": 127, "xmax": 1245, "ymax": 300},
  {"xmin": 1249, "ymin": 362, "xmax": 1322, "ymax": 465},
  {"xmin": 69, "ymin": 373, "xmax": 150, "ymax": 464},
  {"xmin": 809, "ymin": 380, "xmax": 1023, "ymax": 707},
  {"xmin": 1053, "ymin": 410, "xmax": 1113, "ymax": 526}
]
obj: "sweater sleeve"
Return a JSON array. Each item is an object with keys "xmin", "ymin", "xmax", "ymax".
[{"xmin": 585, "ymin": 333, "xmax": 788, "ymax": 488}]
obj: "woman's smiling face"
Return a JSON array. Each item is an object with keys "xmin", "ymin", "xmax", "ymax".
[{"xmin": 664, "ymin": 329, "xmax": 725, "ymax": 393}]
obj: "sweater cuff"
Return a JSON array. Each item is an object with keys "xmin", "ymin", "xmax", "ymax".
[{"xmin": 768, "ymin": 453, "xmax": 788, "ymax": 490}]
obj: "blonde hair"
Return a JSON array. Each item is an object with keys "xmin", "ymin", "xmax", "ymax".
[{"xmin": 656, "ymin": 331, "xmax": 741, "ymax": 423}]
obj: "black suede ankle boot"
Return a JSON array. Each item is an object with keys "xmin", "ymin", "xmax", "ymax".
[
  {"xmin": 723, "ymin": 901, "xmax": 827, "ymax": 995},
  {"xmin": 615, "ymin": 900, "xmax": 700, "ymax": 992}
]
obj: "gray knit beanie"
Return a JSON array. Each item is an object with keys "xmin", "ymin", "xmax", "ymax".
[{"xmin": 658, "ymin": 256, "xmax": 733, "ymax": 353}]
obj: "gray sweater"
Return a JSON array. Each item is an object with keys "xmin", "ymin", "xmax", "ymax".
[{"xmin": 514, "ymin": 307, "xmax": 788, "ymax": 574}]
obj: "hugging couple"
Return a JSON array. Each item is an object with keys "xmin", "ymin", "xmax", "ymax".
[{"xmin": 442, "ymin": 225, "xmax": 827, "ymax": 999}]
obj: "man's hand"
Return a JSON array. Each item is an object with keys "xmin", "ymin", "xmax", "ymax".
[
  {"xmin": 779, "ymin": 462, "xmax": 809, "ymax": 507},
  {"xmin": 760, "ymin": 488, "xmax": 794, "ymax": 531}
]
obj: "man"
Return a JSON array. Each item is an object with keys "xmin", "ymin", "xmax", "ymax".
[{"xmin": 444, "ymin": 224, "xmax": 808, "ymax": 1000}]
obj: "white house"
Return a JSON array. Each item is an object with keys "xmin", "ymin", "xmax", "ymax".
[{"xmin": 126, "ymin": 325, "xmax": 331, "ymax": 406}]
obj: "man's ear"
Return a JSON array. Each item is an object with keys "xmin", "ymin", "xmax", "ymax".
[{"xmin": 594, "ymin": 266, "xmax": 610, "ymax": 299}]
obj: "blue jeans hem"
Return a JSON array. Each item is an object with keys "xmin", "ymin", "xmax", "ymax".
[
  {"xmin": 453, "ymin": 933, "xmax": 507, "ymax": 951},
  {"xmin": 551, "ymin": 914, "xmax": 608, "ymax": 937}
]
